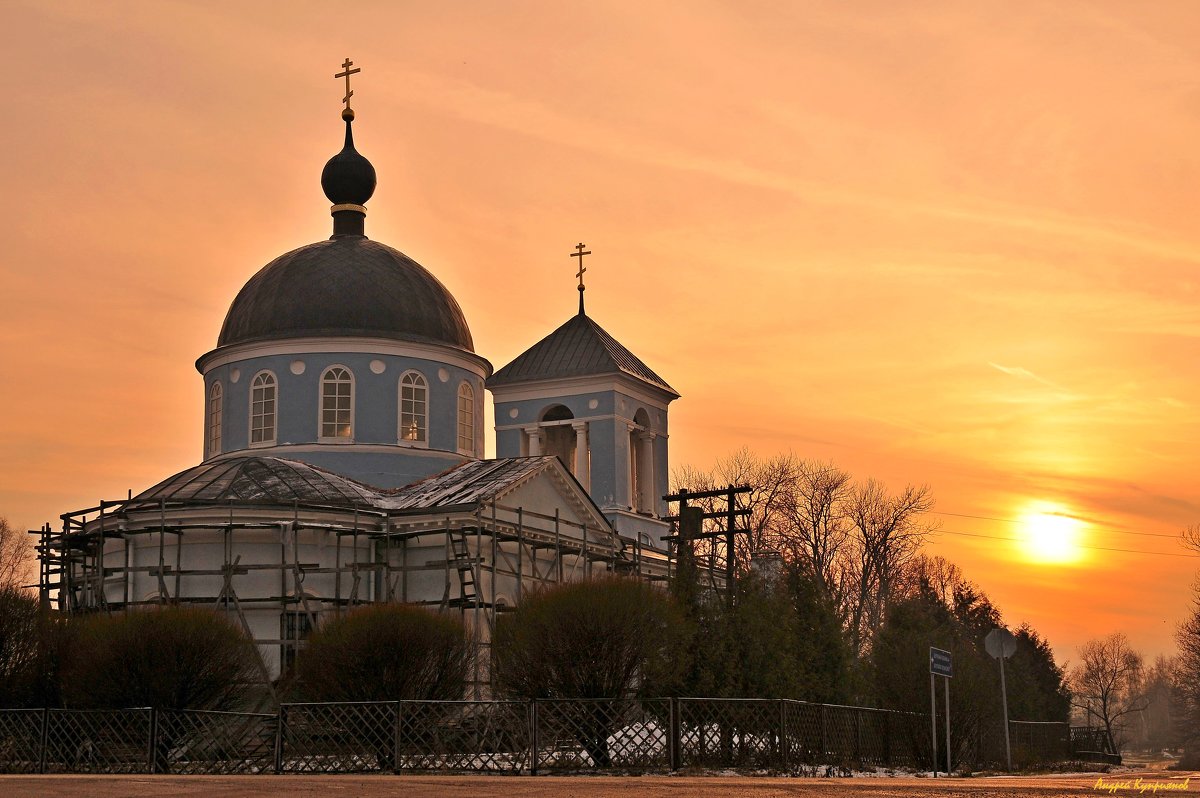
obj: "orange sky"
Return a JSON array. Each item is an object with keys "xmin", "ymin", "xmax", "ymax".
[{"xmin": 1, "ymin": 0, "xmax": 1198, "ymax": 665}]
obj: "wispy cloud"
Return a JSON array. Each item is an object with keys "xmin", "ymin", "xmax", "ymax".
[{"xmin": 987, "ymin": 362, "xmax": 1061, "ymax": 388}]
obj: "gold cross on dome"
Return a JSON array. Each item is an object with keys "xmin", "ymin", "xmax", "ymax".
[
  {"xmin": 571, "ymin": 242, "xmax": 590, "ymax": 289},
  {"xmin": 335, "ymin": 58, "xmax": 361, "ymax": 109}
]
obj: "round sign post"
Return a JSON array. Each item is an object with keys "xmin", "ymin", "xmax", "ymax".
[
  {"xmin": 929, "ymin": 647, "xmax": 953, "ymax": 777},
  {"xmin": 985, "ymin": 628, "xmax": 1018, "ymax": 771}
]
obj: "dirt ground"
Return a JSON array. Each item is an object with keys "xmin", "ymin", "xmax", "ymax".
[{"xmin": 1, "ymin": 769, "xmax": 1194, "ymax": 798}]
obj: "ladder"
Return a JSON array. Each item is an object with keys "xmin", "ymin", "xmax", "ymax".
[{"xmin": 449, "ymin": 527, "xmax": 478, "ymax": 608}]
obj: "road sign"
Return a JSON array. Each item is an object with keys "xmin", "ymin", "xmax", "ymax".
[
  {"xmin": 930, "ymin": 647, "xmax": 953, "ymax": 678},
  {"xmin": 985, "ymin": 628, "xmax": 1017, "ymax": 770},
  {"xmin": 985, "ymin": 628, "xmax": 1017, "ymax": 659}
]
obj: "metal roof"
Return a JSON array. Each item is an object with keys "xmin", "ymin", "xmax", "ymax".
[
  {"xmin": 487, "ymin": 312, "xmax": 678, "ymax": 396},
  {"xmin": 130, "ymin": 457, "xmax": 381, "ymax": 509},
  {"xmin": 215, "ymin": 236, "xmax": 476, "ymax": 353},
  {"xmin": 378, "ymin": 456, "xmax": 557, "ymax": 510},
  {"xmin": 126, "ymin": 455, "xmax": 605, "ymax": 525}
]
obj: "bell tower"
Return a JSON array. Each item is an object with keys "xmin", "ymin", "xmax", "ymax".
[{"xmin": 487, "ymin": 245, "xmax": 678, "ymax": 549}]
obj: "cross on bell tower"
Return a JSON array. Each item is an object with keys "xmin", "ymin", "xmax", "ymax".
[{"xmin": 570, "ymin": 242, "xmax": 591, "ymax": 315}]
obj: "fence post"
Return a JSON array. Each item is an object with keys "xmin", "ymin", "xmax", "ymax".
[
  {"xmin": 669, "ymin": 698, "xmax": 680, "ymax": 771},
  {"xmin": 882, "ymin": 711, "xmax": 890, "ymax": 767},
  {"xmin": 38, "ymin": 707, "xmax": 49, "ymax": 774},
  {"xmin": 273, "ymin": 705, "xmax": 284, "ymax": 774},
  {"xmin": 820, "ymin": 703, "xmax": 827, "ymax": 758},
  {"xmin": 393, "ymin": 701, "xmax": 402, "ymax": 775},
  {"xmin": 147, "ymin": 707, "xmax": 158, "ymax": 774},
  {"xmin": 528, "ymin": 700, "xmax": 539, "ymax": 776},
  {"xmin": 778, "ymin": 700, "xmax": 787, "ymax": 772}
]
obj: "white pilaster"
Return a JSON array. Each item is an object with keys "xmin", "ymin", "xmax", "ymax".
[
  {"xmin": 572, "ymin": 421, "xmax": 590, "ymax": 490},
  {"xmin": 526, "ymin": 427, "xmax": 542, "ymax": 456},
  {"xmin": 637, "ymin": 430, "xmax": 656, "ymax": 514}
]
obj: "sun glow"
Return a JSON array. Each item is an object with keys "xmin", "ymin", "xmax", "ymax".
[{"xmin": 1016, "ymin": 503, "xmax": 1087, "ymax": 565}]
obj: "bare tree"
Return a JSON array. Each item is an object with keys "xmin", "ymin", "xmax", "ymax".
[
  {"xmin": 1178, "ymin": 589, "xmax": 1200, "ymax": 766},
  {"xmin": 672, "ymin": 449, "xmax": 803, "ymax": 584},
  {"xmin": 713, "ymin": 448, "xmax": 802, "ymax": 554},
  {"xmin": 775, "ymin": 460, "xmax": 853, "ymax": 604},
  {"xmin": 844, "ymin": 480, "xmax": 935, "ymax": 658},
  {"xmin": 673, "ymin": 451, "xmax": 935, "ymax": 659},
  {"xmin": 1177, "ymin": 523, "xmax": 1200, "ymax": 765},
  {"xmin": 1071, "ymin": 632, "xmax": 1149, "ymax": 754},
  {"xmin": 904, "ymin": 553, "xmax": 967, "ymax": 607},
  {"xmin": 0, "ymin": 517, "xmax": 33, "ymax": 591},
  {"xmin": 1182, "ymin": 523, "xmax": 1200, "ymax": 555}
]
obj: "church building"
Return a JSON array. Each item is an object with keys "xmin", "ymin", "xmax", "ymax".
[{"xmin": 38, "ymin": 65, "xmax": 679, "ymax": 691}]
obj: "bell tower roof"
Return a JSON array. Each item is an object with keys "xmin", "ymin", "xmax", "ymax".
[{"xmin": 487, "ymin": 312, "xmax": 678, "ymax": 398}]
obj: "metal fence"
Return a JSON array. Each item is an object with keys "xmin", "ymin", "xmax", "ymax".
[{"xmin": 0, "ymin": 699, "xmax": 1072, "ymax": 775}]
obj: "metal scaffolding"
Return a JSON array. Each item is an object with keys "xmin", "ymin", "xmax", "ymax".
[{"xmin": 34, "ymin": 494, "xmax": 671, "ymax": 697}]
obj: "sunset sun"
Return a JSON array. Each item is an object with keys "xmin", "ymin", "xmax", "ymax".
[{"xmin": 1017, "ymin": 504, "xmax": 1087, "ymax": 565}]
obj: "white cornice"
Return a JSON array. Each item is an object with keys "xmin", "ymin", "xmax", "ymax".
[
  {"xmin": 197, "ymin": 336, "xmax": 493, "ymax": 379},
  {"xmin": 494, "ymin": 415, "xmax": 670, "ymax": 438},
  {"xmin": 487, "ymin": 374, "xmax": 677, "ymax": 409},
  {"xmin": 210, "ymin": 443, "xmax": 471, "ymax": 461}
]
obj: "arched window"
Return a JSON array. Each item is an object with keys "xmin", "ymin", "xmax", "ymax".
[
  {"xmin": 540, "ymin": 404, "xmax": 576, "ymax": 471},
  {"xmin": 631, "ymin": 408, "xmax": 652, "ymax": 512},
  {"xmin": 399, "ymin": 371, "xmax": 427, "ymax": 444},
  {"xmin": 250, "ymin": 372, "xmax": 276, "ymax": 446},
  {"xmin": 457, "ymin": 382, "xmax": 475, "ymax": 454},
  {"xmin": 207, "ymin": 381, "xmax": 223, "ymax": 457},
  {"xmin": 320, "ymin": 366, "xmax": 354, "ymax": 440}
]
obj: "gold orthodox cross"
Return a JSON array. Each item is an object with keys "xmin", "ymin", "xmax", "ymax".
[
  {"xmin": 571, "ymin": 242, "xmax": 591, "ymax": 315},
  {"xmin": 571, "ymin": 242, "xmax": 590, "ymax": 289},
  {"xmin": 335, "ymin": 58, "xmax": 361, "ymax": 110}
]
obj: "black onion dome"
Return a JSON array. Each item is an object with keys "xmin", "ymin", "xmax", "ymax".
[
  {"xmin": 321, "ymin": 117, "xmax": 376, "ymax": 206},
  {"xmin": 217, "ymin": 237, "xmax": 475, "ymax": 351}
]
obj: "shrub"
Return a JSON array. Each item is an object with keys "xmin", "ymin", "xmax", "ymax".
[
  {"xmin": 293, "ymin": 603, "xmax": 472, "ymax": 702},
  {"xmin": 0, "ymin": 586, "xmax": 40, "ymax": 707},
  {"xmin": 491, "ymin": 576, "xmax": 684, "ymax": 700},
  {"xmin": 60, "ymin": 606, "xmax": 259, "ymax": 710}
]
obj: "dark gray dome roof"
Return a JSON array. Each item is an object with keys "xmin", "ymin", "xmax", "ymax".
[
  {"xmin": 131, "ymin": 456, "xmax": 380, "ymax": 509},
  {"xmin": 217, "ymin": 236, "xmax": 474, "ymax": 351}
]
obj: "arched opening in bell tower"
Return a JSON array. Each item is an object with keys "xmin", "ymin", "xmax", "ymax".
[{"xmin": 540, "ymin": 404, "xmax": 576, "ymax": 472}]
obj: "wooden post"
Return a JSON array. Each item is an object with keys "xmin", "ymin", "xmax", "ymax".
[
  {"xmin": 147, "ymin": 707, "xmax": 157, "ymax": 774},
  {"xmin": 779, "ymin": 699, "xmax": 788, "ymax": 772},
  {"xmin": 38, "ymin": 707, "xmax": 49, "ymax": 774},
  {"xmin": 274, "ymin": 705, "xmax": 285, "ymax": 774},
  {"xmin": 553, "ymin": 508, "xmax": 562, "ymax": 582},
  {"xmin": 669, "ymin": 698, "xmax": 680, "ymax": 771},
  {"xmin": 529, "ymin": 700, "xmax": 540, "ymax": 775},
  {"xmin": 394, "ymin": 701, "xmax": 403, "ymax": 774},
  {"xmin": 517, "ymin": 507, "xmax": 524, "ymax": 601},
  {"xmin": 334, "ymin": 525, "xmax": 342, "ymax": 617},
  {"xmin": 725, "ymin": 485, "xmax": 736, "ymax": 607}
]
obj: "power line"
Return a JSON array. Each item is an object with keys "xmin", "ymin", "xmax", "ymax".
[
  {"xmin": 934, "ymin": 527, "xmax": 1200, "ymax": 560},
  {"xmin": 933, "ymin": 510, "xmax": 1181, "ymax": 540}
]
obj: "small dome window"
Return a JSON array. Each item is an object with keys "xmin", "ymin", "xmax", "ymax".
[
  {"xmin": 400, "ymin": 371, "xmax": 428, "ymax": 445},
  {"xmin": 320, "ymin": 366, "xmax": 354, "ymax": 441},
  {"xmin": 457, "ymin": 382, "xmax": 475, "ymax": 454},
  {"xmin": 207, "ymin": 382, "xmax": 223, "ymax": 457},
  {"xmin": 250, "ymin": 372, "xmax": 277, "ymax": 446}
]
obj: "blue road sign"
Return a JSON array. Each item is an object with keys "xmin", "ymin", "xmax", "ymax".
[{"xmin": 930, "ymin": 647, "xmax": 953, "ymax": 678}]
